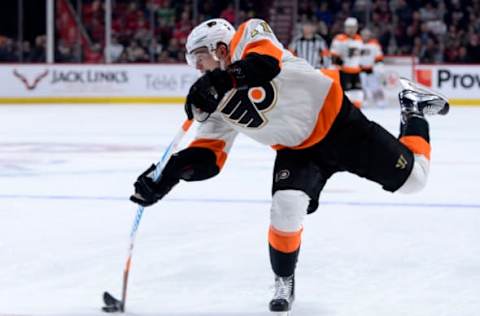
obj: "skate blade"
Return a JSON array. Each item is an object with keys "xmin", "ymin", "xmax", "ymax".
[
  {"xmin": 399, "ymin": 77, "xmax": 448, "ymax": 102},
  {"xmin": 272, "ymin": 312, "xmax": 290, "ymax": 316}
]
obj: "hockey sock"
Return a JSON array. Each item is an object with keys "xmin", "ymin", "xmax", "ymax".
[
  {"xmin": 400, "ymin": 116, "xmax": 431, "ymax": 160},
  {"xmin": 268, "ymin": 226, "xmax": 302, "ymax": 277}
]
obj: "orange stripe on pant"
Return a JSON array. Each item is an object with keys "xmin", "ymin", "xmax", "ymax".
[
  {"xmin": 400, "ymin": 136, "xmax": 431, "ymax": 160},
  {"xmin": 268, "ymin": 226, "xmax": 303, "ymax": 253}
]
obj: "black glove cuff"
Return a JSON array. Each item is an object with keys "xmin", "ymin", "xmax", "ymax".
[{"xmin": 208, "ymin": 69, "xmax": 235, "ymax": 95}]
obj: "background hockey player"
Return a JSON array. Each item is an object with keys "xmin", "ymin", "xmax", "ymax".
[
  {"xmin": 288, "ymin": 20, "xmax": 330, "ymax": 69},
  {"xmin": 129, "ymin": 18, "xmax": 449, "ymax": 314},
  {"xmin": 360, "ymin": 28, "xmax": 386, "ymax": 107},
  {"xmin": 330, "ymin": 17, "xmax": 364, "ymax": 107}
]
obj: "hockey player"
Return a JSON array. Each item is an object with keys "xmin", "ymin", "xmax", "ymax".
[
  {"xmin": 330, "ymin": 17, "xmax": 364, "ymax": 107},
  {"xmin": 360, "ymin": 28, "xmax": 386, "ymax": 107},
  {"xmin": 130, "ymin": 18, "xmax": 449, "ymax": 314}
]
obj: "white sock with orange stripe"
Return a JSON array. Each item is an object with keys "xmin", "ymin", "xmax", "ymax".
[
  {"xmin": 268, "ymin": 190, "xmax": 308, "ymax": 276},
  {"xmin": 398, "ymin": 117, "xmax": 431, "ymax": 193}
]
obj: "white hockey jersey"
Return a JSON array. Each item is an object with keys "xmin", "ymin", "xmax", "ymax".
[
  {"xmin": 360, "ymin": 39, "xmax": 384, "ymax": 71},
  {"xmin": 330, "ymin": 33, "xmax": 363, "ymax": 74},
  {"xmin": 189, "ymin": 19, "xmax": 343, "ymax": 169}
]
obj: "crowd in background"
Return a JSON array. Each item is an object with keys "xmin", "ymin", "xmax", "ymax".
[
  {"xmin": 1, "ymin": 0, "xmax": 480, "ymax": 63},
  {"xmin": 296, "ymin": 0, "xmax": 480, "ymax": 63}
]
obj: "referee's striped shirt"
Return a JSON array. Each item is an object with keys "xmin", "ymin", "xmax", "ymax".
[{"xmin": 289, "ymin": 34, "xmax": 330, "ymax": 68}]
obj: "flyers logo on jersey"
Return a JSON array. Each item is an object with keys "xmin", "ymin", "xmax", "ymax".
[{"xmin": 220, "ymin": 82, "xmax": 277, "ymax": 128}]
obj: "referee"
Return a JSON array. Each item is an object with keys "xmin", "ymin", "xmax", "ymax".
[{"xmin": 289, "ymin": 21, "xmax": 330, "ymax": 69}]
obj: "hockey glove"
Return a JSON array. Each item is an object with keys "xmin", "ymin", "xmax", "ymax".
[
  {"xmin": 130, "ymin": 147, "xmax": 220, "ymax": 207},
  {"xmin": 331, "ymin": 55, "xmax": 344, "ymax": 66},
  {"xmin": 185, "ymin": 69, "xmax": 234, "ymax": 120},
  {"xmin": 362, "ymin": 67, "xmax": 373, "ymax": 74},
  {"xmin": 184, "ymin": 54, "xmax": 281, "ymax": 120},
  {"xmin": 130, "ymin": 164, "xmax": 180, "ymax": 207}
]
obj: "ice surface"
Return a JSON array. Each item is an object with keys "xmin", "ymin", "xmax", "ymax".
[{"xmin": 0, "ymin": 104, "xmax": 479, "ymax": 316}]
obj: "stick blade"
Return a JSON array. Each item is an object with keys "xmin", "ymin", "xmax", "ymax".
[{"xmin": 102, "ymin": 291, "xmax": 124, "ymax": 313}]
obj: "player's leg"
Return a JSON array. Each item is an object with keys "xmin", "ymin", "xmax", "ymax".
[
  {"xmin": 317, "ymin": 97, "xmax": 416, "ymax": 192},
  {"xmin": 343, "ymin": 72, "xmax": 364, "ymax": 108},
  {"xmin": 396, "ymin": 78, "xmax": 449, "ymax": 192},
  {"xmin": 268, "ymin": 149, "xmax": 331, "ymax": 312},
  {"xmin": 321, "ymin": 82, "xmax": 448, "ymax": 193}
]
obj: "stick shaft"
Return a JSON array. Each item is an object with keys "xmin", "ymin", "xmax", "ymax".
[{"xmin": 119, "ymin": 119, "xmax": 193, "ymax": 312}]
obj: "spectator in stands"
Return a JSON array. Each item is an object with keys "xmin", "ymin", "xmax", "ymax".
[
  {"xmin": 156, "ymin": 0, "xmax": 175, "ymax": 27},
  {"xmin": 172, "ymin": 10, "xmax": 193, "ymax": 43},
  {"xmin": 2, "ymin": 0, "xmax": 475, "ymax": 64},
  {"xmin": 56, "ymin": 40, "xmax": 76, "ymax": 63},
  {"xmin": 466, "ymin": 33, "xmax": 480, "ymax": 63},
  {"xmin": 165, "ymin": 37, "xmax": 181, "ymax": 60},
  {"xmin": 157, "ymin": 50, "xmax": 175, "ymax": 63},
  {"xmin": 126, "ymin": 40, "xmax": 148, "ymax": 62},
  {"xmin": 220, "ymin": 3, "xmax": 235, "ymax": 24},
  {"xmin": 457, "ymin": 46, "xmax": 470, "ymax": 63},
  {"xmin": 21, "ymin": 41, "xmax": 31, "ymax": 62},
  {"xmin": 420, "ymin": 37, "xmax": 442, "ymax": 63},
  {"xmin": 315, "ymin": 2, "xmax": 333, "ymax": 27},
  {"xmin": 108, "ymin": 35, "xmax": 124, "ymax": 62},
  {"xmin": 0, "ymin": 36, "xmax": 16, "ymax": 62},
  {"xmin": 30, "ymin": 35, "xmax": 46, "ymax": 63}
]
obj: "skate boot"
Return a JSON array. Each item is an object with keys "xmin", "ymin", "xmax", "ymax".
[
  {"xmin": 269, "ymin": 274, "xmax": 295, "ymax": 314},
  {"xmin": 398, "ymin": 77, "xmax": 449, "ymax": 124}
]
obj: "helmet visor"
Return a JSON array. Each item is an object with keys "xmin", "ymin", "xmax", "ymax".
[{"xmin": 185, "ymin": 47, "xmax": 212, "ymax": 68}]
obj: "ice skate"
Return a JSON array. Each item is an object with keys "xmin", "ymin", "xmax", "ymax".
[
  {"xmin": 269, "ymin": 274, "xmax": 295, "ymax": 315},
  {"xmin": 398, "ymin": 77, "xmax": 449, "ymax": 123}
]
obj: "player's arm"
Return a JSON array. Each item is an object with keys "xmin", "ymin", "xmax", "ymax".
[
  {"xmin": 288, "ymin": 35, "xmax": 300, "ymax": 56},
  {"xmin": 186, "ymin": 53, "xmax": 280, "ymax": 119},
  {"xmin": 319, "ymin": 37, "xmax": 331, "ymax": 68},
  {"xmin": 185, "ymin": 20, "xmax": 283, "ymax": 119},
  {"xmin": 130, "ymin": 114, "xmax": 238, "ymax": 207},
  {"xmin": 330, "ymin": 36, "xmax": 344, "ymax": 66},
  {"xmin": 193, "ymin": 50, "xmax": 281, "ymax": 97}
]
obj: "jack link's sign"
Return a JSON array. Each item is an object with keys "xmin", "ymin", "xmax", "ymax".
[
  {"xmin": 0, "ymin": 64, "xmax": 199, "ymax": 103},
  {"xmin": 0, "ymin": 63, "xmax": 478, "ymax": 105}
]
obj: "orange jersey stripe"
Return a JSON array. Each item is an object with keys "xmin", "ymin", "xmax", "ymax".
[
  {"xmin": 268, "ymin": 226, "xmax": 302, "ymax": 253},
  {"xmin": 241, "ymin": 38, "xmax": 283, "ymax": 66},
  {"xmin": 272, "ymin": 69, "xmax": 343, "ymax": 150},
  {"xmin": 400, "ymin": 136, "xmax": 431, "ymax": 160},
  {"xmin": 341, "ymin": 66, "xmax": 361, "ymax": 74},
  {"xmin": 334, "ymin": 33, "xmax": 362, "ymax": 42},
  {"xmin": 229, "ymin": 22, "xmax": 248, "ymax": 63},
  {"xmin": 189, "ymin": 138, "xmax": 228, "ymax": 169}
]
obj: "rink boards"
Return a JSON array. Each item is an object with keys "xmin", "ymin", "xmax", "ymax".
[{"xmin": 0, "ymin": 62, "xmax": 479, "ymax": 105}]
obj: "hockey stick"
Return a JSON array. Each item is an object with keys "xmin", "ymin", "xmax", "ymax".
[{"xmin": 102, "ymin": 119, "xmax": 194, "ymax": 313}]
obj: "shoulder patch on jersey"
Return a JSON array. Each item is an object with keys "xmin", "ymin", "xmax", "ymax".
[
  {"xmin": 334, "ymin": 34, "xmax": 348, "ymax": 41},
  {"xmin": 249, "ymin": 21, "xmax": 273, "ymax": 38},
  {"xmin": 353, "ymin": 34, "xmax": 363, "ymax": 41}
]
